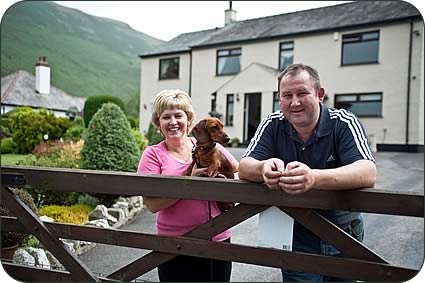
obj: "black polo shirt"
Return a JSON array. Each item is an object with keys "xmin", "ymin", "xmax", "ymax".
[{"xmin": 242, "ymin": 103, "xmax": 374, "ymax": 227}]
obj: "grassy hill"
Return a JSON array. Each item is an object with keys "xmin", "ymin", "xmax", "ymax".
[{"xmin": 1, "ymin": 1, "xmax": 164, "ymax": 108}]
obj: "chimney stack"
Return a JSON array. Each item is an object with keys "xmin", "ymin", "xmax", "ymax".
[
  {"xmin": 35, "ymin": 56, "xmax": 50, "ymax": 94},
  {"xmin": 225, "ymin": 1, "xmax": 237, "ymax": 26}
]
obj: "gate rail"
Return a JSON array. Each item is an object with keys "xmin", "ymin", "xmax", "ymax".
[{"xmin": 1, "ymin": 165, "xmax": 423, "ymax": 282}]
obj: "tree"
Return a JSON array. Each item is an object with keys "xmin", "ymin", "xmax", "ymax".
[
  {"xmin": 80, "ymin": 103, "xmax": 140, "ymax": 206},
  {"xmin": 83, "ymin": 95, "xmax": 126, "ymax": 128}
]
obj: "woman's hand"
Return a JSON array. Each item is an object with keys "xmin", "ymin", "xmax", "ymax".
[{"xmin": 191, "ymin": 163, "xmax": 208, "ymax": 177}]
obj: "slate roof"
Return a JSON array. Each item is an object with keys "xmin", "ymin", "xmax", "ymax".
[
  {"xmin": 140, "ymin": 28, "xmax": 222, "ymax": 57},
  {"xmin": 140, "ymin": 1, "xmax": 422, "ymax": 57},
  {"xmin": 1, "ymin": 70, "xmax": 86, "ymax": 112}
]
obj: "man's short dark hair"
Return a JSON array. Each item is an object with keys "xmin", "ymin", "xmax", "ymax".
[{"xmin": 277, "ymin": 63, "xmax": 321, "ymax": 93}]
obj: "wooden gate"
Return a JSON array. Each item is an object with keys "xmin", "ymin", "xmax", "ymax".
[{"xmin": 1, "ymin": 165, "xmax": 423, "ymax": 281}]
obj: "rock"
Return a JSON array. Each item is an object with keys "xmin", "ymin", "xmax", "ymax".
[
  {"xmin": 85, "ymin": 219, "xmax": 110, "ymax": 228},
  {"xmin": 88, "ymin": 205, "xmax": 109, "ymax": 221},
  {"xmin": 61, "ymin": 240, "xmax": 75, "ymax": 253},
  {"xmin": 40, "ymin": 215, "xmax": 55, "ymax": 222},
  {"xmin": 26, "ymin": 247, "xmax": 50, "ymax": 269},
  {"xmin": 45, "ymin": 250, "xmax": 65, "ymax": 271},
  {"xmin": 13, "ymin": 249, "xmax": 35, "ymax": 267},
  {"xmin": 112, "ymin": 201, "xmax": 129, "ymax": 217},
  {"xmin": 108, "ymin": 208, "xmax": 125, "ymax": 221}
]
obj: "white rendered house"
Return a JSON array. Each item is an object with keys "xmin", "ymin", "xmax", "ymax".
[{"xmin": 139, "ymin": 1, "xmax": 424, "ymax": 152}]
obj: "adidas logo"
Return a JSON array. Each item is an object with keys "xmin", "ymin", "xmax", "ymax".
[{"xmin": 327, "ymin": 155, "xmax": 335, "ymax": 162}]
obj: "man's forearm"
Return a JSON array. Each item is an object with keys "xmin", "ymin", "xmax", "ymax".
[
  {"xmin": 239, "ymin": 157, "xmax": 265, "ymax": 182},
  {"xmin": 313, "ymin": 160, "xmax": 376, "ymax": 190}
]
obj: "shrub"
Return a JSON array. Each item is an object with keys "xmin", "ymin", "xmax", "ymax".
[
  {"xmin": 9, "ymin": 107, "xmax": 71, "ymax": 153},
  {"xmin": 83, "ymin": 95, "xmax": 126, "ymax": 128},
  {"xmin": 17, "ymin": 140, "xmax": 84, "ymax": 207},
  {"xmin": 1, "ymin": 188, "xmax": 38, "ymax": 247},
  {"xmin": 21, "ymin": 235, "xmax": 42, "ymax": 249},
  {"xmin": 1, "ymin": 117, "xmax": 13, "ymax": 137},
  {"xmin": 80, "ymin": 103, "xmax": 140, "ymax": 206},
  {"xmin": 127, "ymin": 116, "xmax": 139, "ymax": 129},
  {"xmin": 1, "ymin": 137, "xmax": 16, "ymax": 153},
  {"xmin": 77, "ymin": 193, "xmax": 99, "ymax": 208},
  {"xmin": 132, "ymin": 129, "xmax": 149, "ymax": 154},
  {"xmin": 145, "ymin": 122, "xmax": 164, "ymax": 146},
  {"xmin": 21, "ymin": 140, "xmax": 84, "ymax": 169},
  {"xmin": 38, "ymin": 204, "xmax": 93, "ymax": 224},
  {"xmin": 63, "ymin": 125, "xmax": 86, "ymax": 142}
]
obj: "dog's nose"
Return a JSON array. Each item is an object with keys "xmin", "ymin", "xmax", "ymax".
[{"xmin": 224, "ymin": 136, "xmax": 230, "ymax": 143}]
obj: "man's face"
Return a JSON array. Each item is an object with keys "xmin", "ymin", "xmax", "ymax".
[{"xmin": 279, "ymin": 70, "xmax": 324, "ymax": 130}]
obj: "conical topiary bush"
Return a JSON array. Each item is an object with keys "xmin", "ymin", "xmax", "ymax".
[{"xmin": 80, "ymin": 103, "xmax": 141, "ymax": 206}]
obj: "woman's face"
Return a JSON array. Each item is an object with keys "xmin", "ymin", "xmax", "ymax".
[{"xmin": 158, "ymin": 108, "xmax": 190, "ymax": 142}]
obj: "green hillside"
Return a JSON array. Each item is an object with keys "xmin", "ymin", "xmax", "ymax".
[{"xmin": 1, "ymin": 1, "xmax": 164, "ymax": 104}]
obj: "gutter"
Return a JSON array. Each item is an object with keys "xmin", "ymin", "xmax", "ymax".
[
  {"xmin": 189, "ymin": 51, "xmax": 192, "ymax": 95},
  {"xmin": 405, "ymin": 20, "xmax": 413, "ymax": 148}
]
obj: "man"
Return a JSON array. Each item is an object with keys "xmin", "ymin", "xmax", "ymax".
[{"xmin": 239, "ymin": 63, "xmax": 376, "ymax": 282}]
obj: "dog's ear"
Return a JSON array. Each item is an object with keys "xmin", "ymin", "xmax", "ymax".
[{"xmin": 191, "ymin": 119, "xmax": 211, "ymax": 143}]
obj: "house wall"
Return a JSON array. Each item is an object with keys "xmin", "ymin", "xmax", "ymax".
[
  {"xmin": 292, "ymin": 23, "xmax": 413, "ymax": 146},
  {"xmin": 139, "ymin": 54, "xmax": 191, "ymax": 132},
  {"xmin": 215, "ymin": 64, "xmax": 278, "ymax": 141},
  {"xmin": 139, "ymin": 20, "xmax": 424, "ymax": 150}
]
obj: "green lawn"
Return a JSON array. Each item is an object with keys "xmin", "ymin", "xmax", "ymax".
[{"xmin": 1, "ymin": 153, "xmax": 32, "ymax": 165}]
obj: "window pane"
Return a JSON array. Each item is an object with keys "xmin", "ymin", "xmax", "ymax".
[
  {"xmin": 218, "ymin": 56, "xmax": 241, "ymax": 75},
  {"xmin": 336, "ymin": 95, "xmax": 357, "ymax": 102},
  {"xmin": 160, "ymin": 58, "xmax": 179, "ymax": 79},
  {"xmin": 359, "ymin": 94, "xmax": 381, "ymax": 101},
  {"xmin": 160, "ymin": 61, "xmax": 170, "ymax": 78},
  {"xmin": 273, "ymin": 97, "xmax": 280, "ymax": 112},
  {"xmin": 218, "ymin": 50, "xmax": 229, "ymax": 56},
  {"xmin": 226, "ymin": 94, "xmax": 234, "ymax": 125},
  {"xmin": 343, "ymin": 40, "xmax": 378, "ymax": 64},
  {"xmin": 280, "ymin": 42, "xmax": 294, "ymax": 50},
  {"xmin": 363, "ymin": 32, "xmax": 379, "ymax": 40},
  {"xmin": 280, "ymin": 50, "xmax": 293, "ymax": 71},
  {"xmin": 341, "ymin": 101, "xmax": 382, "ymax": 116},
  {"xmin": 335, "ymin": 92, "xmax": 382, "ymax": 117},
  {"xmin": 230, "ymin": 48, "xmax": 241, "ymax": 55},
  {"xmin": 343, "ymin": 35, "xmax": 361, "ymax": 42}
]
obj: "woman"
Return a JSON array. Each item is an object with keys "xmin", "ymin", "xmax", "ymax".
[{"xmin": 137, "ymin": 89, "xmax": 238, "ymax": 282}]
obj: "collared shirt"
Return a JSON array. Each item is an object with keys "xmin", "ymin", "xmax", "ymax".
[{"xmin": 242, "ymin": 103, "xmax": 375, "ymax": 227}]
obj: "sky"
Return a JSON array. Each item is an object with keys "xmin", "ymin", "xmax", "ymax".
[
  {"xmin": 1, "ymin": 0, "xmax": 419, "ymax": 42},
  {"xmin": 1, "ymin": 1, "xmax": 423, "ymax": 41}
]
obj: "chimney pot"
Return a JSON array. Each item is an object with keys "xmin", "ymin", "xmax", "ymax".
[
  {"xmin": 224, "ymin": 4, "xmax": 237, "ymax": 26},
  {"xmin": 35, "ymin": 56, "xmax": 51, "ymax": 94}
]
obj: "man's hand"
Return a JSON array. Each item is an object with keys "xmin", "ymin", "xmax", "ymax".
[
  {"xmin": 279, "ymin": 161, "xmax": 315, "ymax": 194},
  {"xmin": 262, "ymin": 158, "xmax": 285, "ymax": 190}
]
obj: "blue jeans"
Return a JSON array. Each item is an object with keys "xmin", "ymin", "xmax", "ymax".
[{"xmin": 281, "ymin": 216, "xmax": 364, "ymax": 282}]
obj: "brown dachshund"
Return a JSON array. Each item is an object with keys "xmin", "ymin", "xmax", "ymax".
[{"xmin": 183, "ymin": 117, "xmax": 235, "ymax": 211}]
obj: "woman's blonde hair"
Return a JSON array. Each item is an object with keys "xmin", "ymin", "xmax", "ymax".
[{"xmin": 151, "ymin": 89, "xmax": 195, "ymax": 128}]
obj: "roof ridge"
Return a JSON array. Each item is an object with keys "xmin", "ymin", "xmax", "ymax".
[{"xmin": 235, "ymin": 1, "xmax": 354, "ymax": 24}]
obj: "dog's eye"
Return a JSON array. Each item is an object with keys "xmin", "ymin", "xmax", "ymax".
[{"xmin": 211, "ymin": 124, "xmax": 218, "ymax": 128}]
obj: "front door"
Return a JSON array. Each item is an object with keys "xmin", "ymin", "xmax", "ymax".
[{"xmin": 243, "ymin": 93, "xmax": 261, "ymax": 144}]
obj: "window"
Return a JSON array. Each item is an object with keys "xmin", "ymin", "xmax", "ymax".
[
  {"xmin": 342, "ymin": 31, "xmax": 379, "ymax": 65},
  {"xmin": 159, "ymin": 57, "xmax": 179, "ymax": 79},
  {"xmin": 217, "ymin": 48, "xmax": 241, "ymax": 76},
  {"xmin": 226, "ymin": 94, "xmax": 234, "ymax": 126},
  {"xmin": 279, "ymin": 42, "xmax": 294, "ymax": 71},
  {"xmin": 273, "ymin": 91, "xmax": 280, "ymax": 112},
  {"xmin": 334, "ymin": 93, "xmax": 382, "ymax": 117}
]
